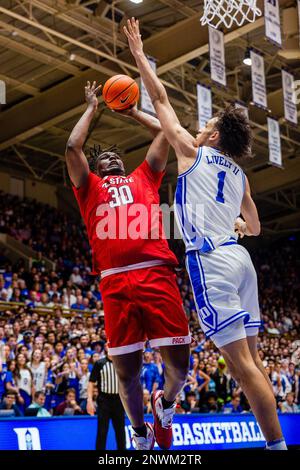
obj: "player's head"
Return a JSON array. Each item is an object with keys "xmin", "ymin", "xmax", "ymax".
[
  {"xmin": 89, "ymin": 144, "xmax": 125, "ymax": 178},
  {"xmin": 195, "ymin": 106, "xmax": 252, "ymax": 161}
]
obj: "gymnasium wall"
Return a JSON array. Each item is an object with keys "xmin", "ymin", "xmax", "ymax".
[{"xmin": 0, "ymin": 170, "xmax": 58, "ymax": 208}]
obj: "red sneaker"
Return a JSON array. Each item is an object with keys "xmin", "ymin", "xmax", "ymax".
[{"xmin": 151, "ymin": 390, "xmax": 175, "ymax": 450}]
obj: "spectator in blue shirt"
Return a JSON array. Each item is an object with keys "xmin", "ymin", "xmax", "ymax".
[
  {"xmin": 140, "ymin": 351, "xmax": 160, "ymax": 393},
  {"xmin": 71, "ymin": 295, "xmax": 86, "ymax": 310},
  {"xmin": 224, "ymin": 395, "xmax": 243, "ymax": 413}
]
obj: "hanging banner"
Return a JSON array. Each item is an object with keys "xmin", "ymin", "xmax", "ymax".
[
  {"xmin": 0, "ymin": 80, "xmax": 6, "ymax": 105},
  {"xmin": 140, "ymin": 56, "xmax": 156, "ymax": 115},
  {"xmin": 282, "ymin": 69, "xmax": 298, "ymax": 126},
  {"xmin": 268, "ymin": 117, "xmax": 282, "ymax": 167},
  {"xmin": 264, "ymin": 0, "xmax": 282, "ymax": 47},
  {"xmin": 251, "ymin": 50, "xmax": 267, "ymax": 110},
  {"xmin": 235, "ymin": 101, "xmax": 249, "ymax": 120},
  {"xmin": 209, "ymin": 26, "xmax": 226, "ymax": 87},
  {"xmin": 197, "ymin": 83, "xmax": 212, "ymax": 129}
]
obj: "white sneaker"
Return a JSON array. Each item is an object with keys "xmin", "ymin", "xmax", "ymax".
[{"xmin": 132, "ymin": 422, "xmax": 155, "ymax": 450}]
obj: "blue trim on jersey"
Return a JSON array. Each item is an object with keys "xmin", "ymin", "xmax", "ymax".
[
  {"xmin": 186, "ymin": 252, "xmax": 218, "ymax": 330},
  {"xmin": 244, "ymin": 321, "xmax": 262, "ymax": 328},
  {"xmin": 207, "ymin": 238, "xmax": 215, "ymax": 250},
  {"xmin": 206, "ymin": 310, "xmax": 251, "ymax": 338},
  {"xmin": 220, "ymin": 241, "xmax": 237, "ymax": 247},
  {"xmin": 178, "ymin": 147, "xmax": 203, "ymax": 178},
  {"xmin": 175, "ymin": 178, "xmax": 191, "ymax": 244},
  {"xmin": 201, "ymin": 239, "xmax": 214, "ymax": 253}
]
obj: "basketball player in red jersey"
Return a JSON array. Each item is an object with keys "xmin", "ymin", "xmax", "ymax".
[{"xmin": 65, "ymin": 81, "xmax": 191, "ymax": 450}]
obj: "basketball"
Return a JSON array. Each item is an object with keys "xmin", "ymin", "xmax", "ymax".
[{"xmin": 102, "ymin": 75, "xmax": 139, "ymax": 111}]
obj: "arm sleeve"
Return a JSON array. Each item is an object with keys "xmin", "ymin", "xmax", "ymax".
[
  {"xmin": 72, "ymin": 172, "xmax": 102, "ymax": 217},
  {"xmin": 89, "ymin": 361, "xmax": 101, "ymax": 383},
  {"xmin": 132, "ymin": 160, "xmax": 165, "ymax": 191}
]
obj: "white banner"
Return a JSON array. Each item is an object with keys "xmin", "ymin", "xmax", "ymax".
[
  {"xmin": 197, "ymin": 84, "xmax": 212, "ymax": 129},
  {"xmin": 282, "ymin": 69, "xmax": 298, "ymax": 125},
  {"xmin": 251, "ymin": 50, "xmax": 267, "ymax": 109},
  {"xmin": 209, "ymin": 26, "xmax": 226, "ymax": 87},
  {"xmin": 264, "ymin": 0, "xmax": 282, "ymax": 47},
  {"xmin": 268, "ymin": 117, "xmax": 282, "ymax": 167},
  {"xmin": 140, "ymin": 56, "xmax": 156, "ymax": 115},
  {"xmin": 235, "ymin": 101, "xmax": 249, "ymax": 120}
]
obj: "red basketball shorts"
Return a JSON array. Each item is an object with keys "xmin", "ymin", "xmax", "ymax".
[{"xmin": 100, "ymin": 265, "xmax": 191, "ymax": 355}]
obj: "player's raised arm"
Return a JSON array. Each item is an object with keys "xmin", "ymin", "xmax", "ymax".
[
  {"xmin": 65, "ymin": 81, "xmax": 102, "ymax": 188},
  {"xmin": 118, "ymin": 106, "xmax": 169, "ymax": 172},
  {"xmin": 240, "ymin": 177, "xmax": 261, "ymax": 236},
  {"xmin": 124, "ymin": 18, "xmax": 198, "ymax": 171}
]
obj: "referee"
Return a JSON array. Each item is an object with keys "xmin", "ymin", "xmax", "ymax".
[{"xmin": 87, "ymin": 346, "xmax": 126, "ymax": 450}]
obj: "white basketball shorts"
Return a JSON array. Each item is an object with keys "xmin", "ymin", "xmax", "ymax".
[{"xmin": 186, "ymin": 243, "xmax": 261, "ymax": 348}]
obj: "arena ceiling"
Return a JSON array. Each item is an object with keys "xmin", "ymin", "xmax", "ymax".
[{"xmin": 0, "ymin": 0, "xmax": 300, "ymax": 237}]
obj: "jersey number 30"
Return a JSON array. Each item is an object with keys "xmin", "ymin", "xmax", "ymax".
[
  {"xmin": 108, "ymin": 185, "xmax": 134, "ymax": 208},
  {"xmin": 216, "ymin": 171, "xmax": 226, "ymax": 204}
]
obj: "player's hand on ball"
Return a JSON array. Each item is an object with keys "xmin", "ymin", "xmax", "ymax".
[
  {"xmin": 234, "ymin": 217, "xmax": 247, "ymax": 239},
  {"xmin": 87, "ymin": 399, "xmax": 96, "ymax": 416},
  {"xmin": 123, "ymin": 18, "xmax": 143, "ymax": 56},
  {"xmin": 112, "ymin": 104, "xmax": 137, "ymax": 116},
  {"xmin": 85, "ymin": 81, "xmax": 102, "ymax": 109}
]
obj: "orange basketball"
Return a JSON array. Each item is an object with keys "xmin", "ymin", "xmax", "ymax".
[{"xmin": 102, "ymin": 75, "xmax": 139, "ymax": 111}]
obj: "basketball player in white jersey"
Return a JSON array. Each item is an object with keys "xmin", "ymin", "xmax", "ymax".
[{"xmin": 124, "ymin": 18, "xmax": 287, "ymax": 450}]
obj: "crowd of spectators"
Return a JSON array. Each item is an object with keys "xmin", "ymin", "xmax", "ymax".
[{"xmin": 0, "ymin": 191, "xmax": 299, "ymax": 417}]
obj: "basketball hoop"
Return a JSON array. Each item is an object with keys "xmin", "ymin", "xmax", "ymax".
[{"xmin": 200, "ymin": 0, "xmax": 262, "ymax": 30}]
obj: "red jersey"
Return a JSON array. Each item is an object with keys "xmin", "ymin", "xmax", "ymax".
[{"xmin": 73, "ymin": 160, "xmax": 178, "ymax": 276}]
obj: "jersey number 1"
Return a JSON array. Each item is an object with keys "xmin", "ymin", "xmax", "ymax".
[{"xmin": 216, "ymin": 171, "xmax": 226, "ymax": 204}]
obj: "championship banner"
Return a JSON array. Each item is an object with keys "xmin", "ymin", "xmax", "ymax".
[
  {"xmin": 268, "ymin": 117, "xmax": 282, "ymax": 167},
  {"xmin": 251, "ymin": 50, "xmax": 267, "ymax": 110},
  {"xmin": 140, "ymin": 56, "xmax": 156, "ymax": 115},
  {"xmin": 197, "ymin": 83, "xmax": 212, "ymax": 129},
  {"xmin": 235, "ymin": 101, "xmax": 249, "ymax": 120},
  {"xmin": 264, "ymin": 0, "xmax": 282, "ymax": 47},
  {"xmin": 282, "ymin": 69, "xmax": 298, "ymax": 125},
  {"xmin": 208, "ymin": 26, "xmax": 226, "ymax": 87}
]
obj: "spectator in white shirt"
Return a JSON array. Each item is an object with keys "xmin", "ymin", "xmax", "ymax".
[
  {"xmin": 69, "ymin": 267, "xmax": 84, "ymax": 287},
  {"xmin": 281, "ymin": 392, "xmax": 299, "ymax": 413}
]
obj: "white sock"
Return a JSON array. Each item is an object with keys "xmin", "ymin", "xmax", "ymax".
[{"xmin": 266, "ymin": 438, "xmax": 287, "ymax": 450}]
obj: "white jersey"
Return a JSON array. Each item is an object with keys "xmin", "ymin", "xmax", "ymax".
[
  {"xmin": 29, "ymin": 362, "xmax": 46, "ymax": 392},
  {"xmin": 17, "ymin": 369, "xmax": 32, "ymax": 395},
  {"xmin": 175, "ymin": 146, "xmax": 246, "ymax": 253}
]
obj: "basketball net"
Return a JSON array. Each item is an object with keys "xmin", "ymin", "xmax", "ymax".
[{"xmin": 200, "ymin": 0, "xmax": 262, "ymax": 29}]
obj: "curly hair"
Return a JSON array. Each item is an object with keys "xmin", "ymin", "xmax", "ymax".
[
  {"xmin": 215, "ymin": 106, "xmax": 252, "ymax": 161},
  {"xmin": 88, "ymin": 144, "xmax": 121, "ymax": 173}
]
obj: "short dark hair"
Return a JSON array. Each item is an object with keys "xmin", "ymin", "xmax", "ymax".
[
  {"xmin": 34, "ymin": 391, "xmax": 45, "ymax": 400},
  {"xmin": 89, "ymin": 144, "xmax": 121, "ymax": 173},
  {"xmin": 215, "ymin": 106, "xmax": 252, "ymax": 161},
  {"xmin": 4, "ymin": 390, "xmax": 17, "ymax": 398}
]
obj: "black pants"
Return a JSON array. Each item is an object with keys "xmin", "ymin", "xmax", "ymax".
[{"xmin": 96, "ymin": 393, "xmax": 126, "ymax": 450}]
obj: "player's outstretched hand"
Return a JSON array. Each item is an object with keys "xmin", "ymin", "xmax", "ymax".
[
  {"xmin": 234, "ymin": 217, "xmax": 247, "ymax": 239},
  {"xmin": 85, "ymin": 81, "xmax": 102, "ymax": 109},
  {"xmin": 123, "ymin": 17, "xmax": 144, "ymax": 57}
]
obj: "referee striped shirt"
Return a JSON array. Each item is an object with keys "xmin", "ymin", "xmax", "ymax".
[{"xmin": 89, "ymin": 358, "xmax": 119, "ymax": 394}]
